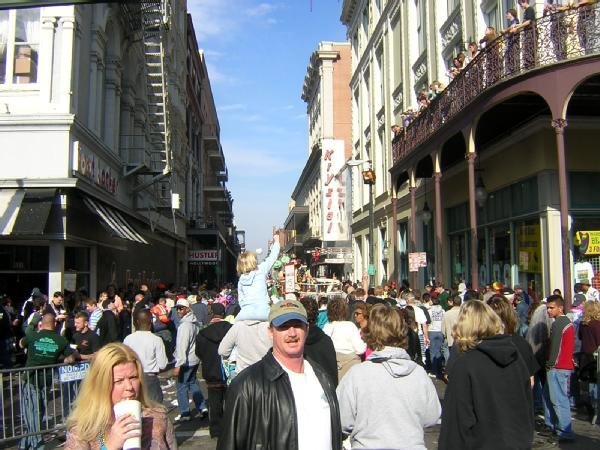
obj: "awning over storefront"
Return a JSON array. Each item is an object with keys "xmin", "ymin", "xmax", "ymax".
[
  {"xmin": 0, "ymin": 188, "xmax": 56, "ymax": 236},
  {"xmin": 83, "ymin": 196, "xmax": 148, "ymax": 244}
]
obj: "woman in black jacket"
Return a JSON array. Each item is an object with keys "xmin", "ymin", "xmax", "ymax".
[{"xmin": 439, "ymin": 300, "xmax": 534, "ymax": 449}]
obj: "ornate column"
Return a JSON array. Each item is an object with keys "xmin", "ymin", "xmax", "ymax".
[
  {"xmin": 88, "ymin": 28, "xmax": 106, "ymax": 135},
  {"xmin": 409, "ymin": 173, "xmax": 417, "ymax": 289},
  {"xmin": 391, "ymin": 195, "xmax": 398, "ymax": 284},
  {"xmin": 119, "ymin": 84, "xmax": 135, "ymax": 161},
  {"xmin": 38, "ymin": 17, "xmax": 57, "ymax": 106},
  {"xmin": 552, "ymin": 118, "xmax": 572, "ymax": 310},
  {"xmin": 58, "ymin": 17, "xmax": 76, "ymax": 112},
  {"xmin": 103, "ymin": 57, "xmax": 122, "ymax": 152},
  {"xmin": 434, "ymin": 170, "xmax": 443, "ymax": 285},
  {"xmin": 467, "ymin": 152, "xmax": 479, "ymax": 291}
]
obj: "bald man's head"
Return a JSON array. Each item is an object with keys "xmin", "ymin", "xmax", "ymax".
[{"xmin": 40, "ymin": 313, "xmax": 57, "ymax": 330}]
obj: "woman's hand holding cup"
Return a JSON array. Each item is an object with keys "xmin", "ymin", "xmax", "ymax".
[{"xmin": 105, "ymin": 413, "xmax": 141, "ymax": 450}]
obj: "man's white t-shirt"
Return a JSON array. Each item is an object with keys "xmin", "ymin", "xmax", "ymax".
[
  {"xmin": 412, "ymin": 305, "xmax": 428, "ymax": 335},
  {"xmin": 277, "ymin": 358, "xmax": 332, "ymax": 450}
]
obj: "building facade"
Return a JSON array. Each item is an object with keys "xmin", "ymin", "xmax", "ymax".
[
  {"xmin": 342, "ymin": 0, "xmax": 600, "ymax": 305},
  {"xmin": 185, "ymin": 15, "xmax": 238, "ymax": 289},
  {"xmin": 284, "ymin": 41, "xmax": 352, "ymax": 279},
  {"xmin": 0, "ymin": 1, "xmax": 238, "ymax": 300}
]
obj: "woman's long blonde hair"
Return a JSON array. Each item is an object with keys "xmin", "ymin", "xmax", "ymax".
[
  {"xmin": 66, "ymin": 343, "xmax": 159, "ymax": 441},
  {"xmin": 582, "ymin": 300, "xmax": 600, "ymax": 325},
  {"xmin": 453, "ymin": 300, "xmax": 504, "ymax": 352}
]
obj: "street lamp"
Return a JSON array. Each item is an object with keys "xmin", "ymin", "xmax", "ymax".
[{"xmin": 361, "ymin": 164, "xmax": 376, "ymax": 288}]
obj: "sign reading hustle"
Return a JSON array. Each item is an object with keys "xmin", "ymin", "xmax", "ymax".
[
  {"xmin": 321, "ymin": 139, "xmax": 348, "ymax": 242},
  {"xmin": 76, "ymin": 142, "xmax": 119, "ymax": 195},
  {"xmin": 189, "ymin": 250, "xmax": 219, "ymax": 264}
]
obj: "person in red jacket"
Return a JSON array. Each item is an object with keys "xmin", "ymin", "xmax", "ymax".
[{"xmin": 543, "ymin": 295, "xmax": 575, "ymax": 442}]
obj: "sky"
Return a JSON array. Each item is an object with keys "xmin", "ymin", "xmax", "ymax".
[{"xmin": 187, "ymin": 0, "xmax": 347, "ymax": 253}]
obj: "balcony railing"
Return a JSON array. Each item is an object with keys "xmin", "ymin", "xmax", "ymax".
[{"xmin": 392, "ymin": 3, "xmax": 600, "ymax": 166}]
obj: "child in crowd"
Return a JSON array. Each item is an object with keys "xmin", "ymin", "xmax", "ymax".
[{"xmin": 234, "ymin": 234, "xmax": 280, "ymax": 321}]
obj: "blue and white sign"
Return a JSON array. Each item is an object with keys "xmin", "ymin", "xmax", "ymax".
[{"xmin": 59, "ymin": 362, "xmax": 90, "ymax": 383}]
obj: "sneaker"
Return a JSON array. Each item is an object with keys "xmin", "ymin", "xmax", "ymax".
[
  {"xmin": 174, "ymin": 414, "xmax": 191, "ymax": 423},
  {"xmin": 199, "ymin": 407, "xmax": 208, "ymax": 418}
]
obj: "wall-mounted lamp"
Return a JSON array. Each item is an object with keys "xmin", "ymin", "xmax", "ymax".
[
  {"xmin": 475, "ymin": 174, "xmax": 488, "ymax": 208},
  {"xmin": 421, "ymin": 201, "xmax": 432, "ymax": 225}
]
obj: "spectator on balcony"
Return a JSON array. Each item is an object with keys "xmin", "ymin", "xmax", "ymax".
[
  {"xmin": 504, "ymin": 8, "xmax": 521, "ymax": 74},
  {"xmin": 428, "ymin": 80, "xmax": 444, "ymax": 101},
  {"xmin": 391, "ymin": 124, "xmax": 403, "ymax": 139},
  {"xmin": 446, "ymin": 56, "xmax": 463, "ymax": 81},
  {"xmin": 513, "ymin": 0, "xmax": 537, "ymax": 69},
  {"xmin": 465, "ymin": 41, "xmax": 479, "ymax": 65},
  {"xmin": 417, "ymin": 89, "xmax": 430, "ymax": 111}
]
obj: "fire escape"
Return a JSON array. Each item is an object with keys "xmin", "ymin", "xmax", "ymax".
[{"xmin": 120, "ymin": 1, "xmax": 174, "ymax": 225}]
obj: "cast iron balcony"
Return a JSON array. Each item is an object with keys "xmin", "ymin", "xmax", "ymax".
[{"xmin": 392, "ymin": 3, "xmax": 600, "ymax": 166}]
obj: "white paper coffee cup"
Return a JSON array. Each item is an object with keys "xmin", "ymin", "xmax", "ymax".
[{"xmin": 113, "ymin": 399, "xmax": 142, "ymax": 450}]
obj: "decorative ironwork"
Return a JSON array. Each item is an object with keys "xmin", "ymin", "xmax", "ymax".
[
  {"xmin": 440, "ymin": 4, "xmax": 462, "ymax": 50},
  {"xmin": 392, "ymin": 4, "xmax": 600, "ymax": 166},
  {"xmin": 412, "ymin": 50, "xmax": 428, "ymax": 87}
]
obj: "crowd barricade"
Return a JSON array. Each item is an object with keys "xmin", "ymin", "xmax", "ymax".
[{"xmin": 0, "ymin": 361, "xmax": 90, "ymax": 445}]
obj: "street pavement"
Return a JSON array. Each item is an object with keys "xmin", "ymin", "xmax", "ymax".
[{"xmin": 4, "ymin": 374, "xmax": 600, "ymax": 449}]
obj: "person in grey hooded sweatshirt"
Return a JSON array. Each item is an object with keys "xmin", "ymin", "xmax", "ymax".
[
  {"xmin": 172, "ymin": 298, "xmax": 207, "ymax": 422},
  {"xmin": 336, "ymin": 304, "xmax": 441, "ymax": 449}
]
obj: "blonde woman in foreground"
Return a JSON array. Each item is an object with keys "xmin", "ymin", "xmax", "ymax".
[
  {"xmin": 65, "ymin": 343, "xmax": 176, "ymax": 449},
  {"xmin": 439, "ymin": 300, "xmax": 533, "ymax": 449}
]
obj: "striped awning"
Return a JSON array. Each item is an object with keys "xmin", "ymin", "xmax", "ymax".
[
  {"xmin": 0, "ymin": 189, "xmax": 26, "ymax": 235},
  {"xmin": 83, "ymin": 196, "xmax": 148, "ymax": 244},
  {"xmin": 1, "ymin": 189, "xmax": 56, "ymax": 236}
]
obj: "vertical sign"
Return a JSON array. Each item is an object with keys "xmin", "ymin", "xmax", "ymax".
[
  {"xmin": 284, "ymin": 263, "xmax": 296, "ymax": 294},
  {"xmin": 321, "ymin": 139, "xmax": 347, "ymax": 241}
]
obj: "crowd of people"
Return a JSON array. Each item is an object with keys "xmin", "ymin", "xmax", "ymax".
[{"xmin": 2, "ymin": 230, "xmax": 600, "ymax": 449}]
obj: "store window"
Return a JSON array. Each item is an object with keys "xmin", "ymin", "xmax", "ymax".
[
  {"xmin": 65, "ymin": 247, "xmax": 90, "ymax": 292},
  {"xmin": 0, "ymin": 8, "xmax": 41, "ymax": 85},
  {"xmin": 515, "ymin": 220, "xmax": 542, "ymax": 296},
  {"xmin": 572, "ymin": 217, "xmax": 600, "ymax": 290},
  {"xmin": 490, "ymin": 224, "xmax": 511, "ymax": 287},
  {"xmin": 397, "ymin": 221, "xmax": 408, "ymax": 284},
  {"xmin": 449, "ymin": 233, "xmax": 467, "ymax": 287},
  {"xmin": 570, "ymin": 172, "xmax": 600, "ymax": 208}
]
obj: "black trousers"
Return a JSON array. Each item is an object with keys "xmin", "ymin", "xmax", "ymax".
[{"xmin": 207, "ymin": 385, "xmax": 227, "ymax": 438}]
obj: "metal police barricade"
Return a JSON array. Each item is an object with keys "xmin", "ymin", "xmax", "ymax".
[{"xmin": 0, "ymin": 361, "xmax": 90, "ymax": 446}]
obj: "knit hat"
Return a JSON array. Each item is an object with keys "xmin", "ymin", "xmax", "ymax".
[{"xmin": 175, "ymin": 298, "xmax": 190, "ymax": 309}]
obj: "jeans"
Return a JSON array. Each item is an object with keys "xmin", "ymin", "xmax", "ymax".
[
  {"xmin": 176, "ymin": 365, "xmax": 205, "ymax": 415},
  {"xmin": 144, "ymin": 373, "xmax": 164, "ymax": 403},
  {"xmin": 20, "ymin": 381, "xmax": 46, "ymax": 449},
  {"xmin": 544, "ymin": 368, "xmax": 574, "ymax": 439},
  {"xmin": 590, "ymin": 382, "xmax": 599, "ymax": 424},
  {"xmin": 428, "ymin": 331, "xmax": 444, "ymax": 376}
]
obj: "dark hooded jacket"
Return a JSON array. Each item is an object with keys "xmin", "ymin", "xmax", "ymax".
[
  {"xmin": 196, "ymin": 319, "xmax": 232, "ymax": 384},
  {"xmin": 439, "ymin": 335, "xmax": 533, "ymax": 450},
  {"xmin": 304, "ymin": 325, "xmax": 338, "ymax": 386}
]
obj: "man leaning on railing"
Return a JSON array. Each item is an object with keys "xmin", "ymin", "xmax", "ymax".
[{"xmin": 18, "ymin": 313, "xmax": 75, "ymax": 450}]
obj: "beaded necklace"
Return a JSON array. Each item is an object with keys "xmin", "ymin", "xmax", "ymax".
[{"xmin": 97, "ymin": 432, "xmax": 108, "ymax": 450}]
